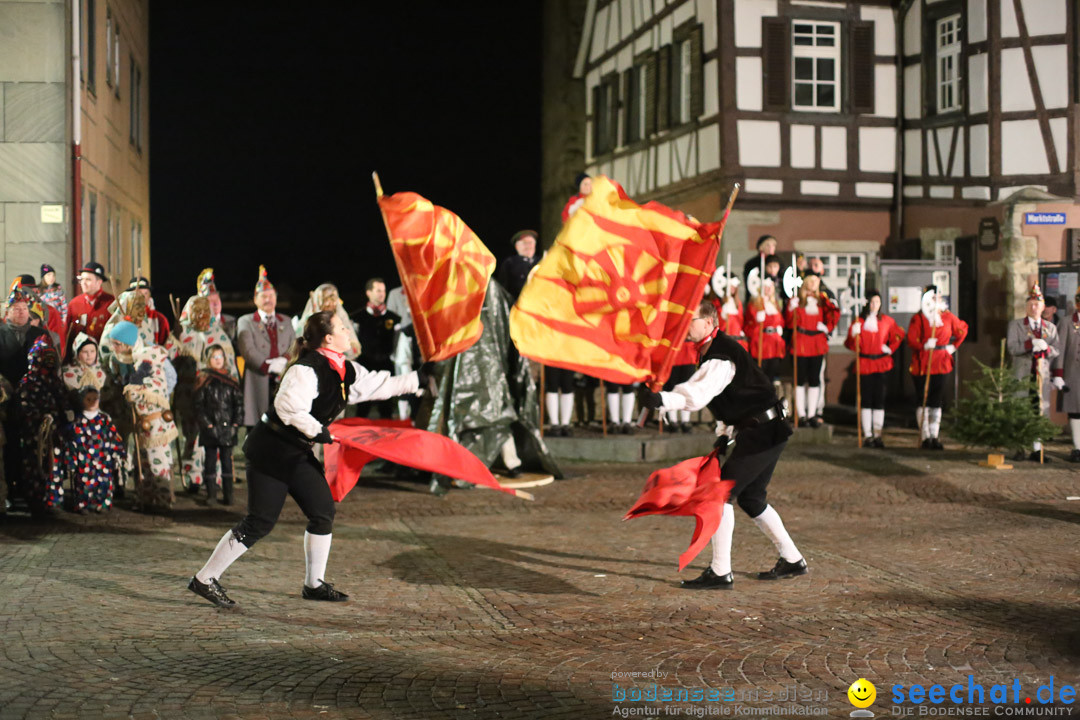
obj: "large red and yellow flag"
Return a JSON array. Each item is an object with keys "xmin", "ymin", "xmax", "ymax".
[
  {"xmin": 509, "ymin": 176, "xmax": 727, "ymax": 388},
  {"xmin": 377, "ymin": 184, "xmax": 495, "ymax": 362}
]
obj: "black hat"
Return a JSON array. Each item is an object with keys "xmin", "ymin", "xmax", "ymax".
[
  {"xmin": 573, "ymin": 172, "xmax": 590, "ymax": 192},
  {"xmin": 764, "ymin": 254, "xmax": 781, "ymax": 266},
  {"xmin": 128, "ymin": 276, "xmax": 152, "ymax": 291},
  {"xmin": 78, "ymin": 262, "xmax": 106, "ymax": 280},
  {"xmin": 757, "ymin": 235, "xmax": 777, "ymax": 249},
  {"xmin": 15, "ymin": 273, "xmax": 35, "ymax": 287},
  {"xmin": 40, "ymin": 263, "xmax": 55, "ymax": 277},
  {"xmin": 510, "ymin": 229, "xmax": 538, "ymax": 246}
]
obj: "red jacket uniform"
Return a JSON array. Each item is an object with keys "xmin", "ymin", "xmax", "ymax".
[
  {"xmin": 66, "ymin": 291, "xmax": 115, "ymax": 343},
  {"xmin": 744, "ymin": 299, "xmax": 786, "ymax": 360},
  {"xmin": 907, "ymin": 311, "xmax": 968, "ymax": 375},
  {"xmin": 844, "ymin": 314, "xmax": 904, "ymax": 374},
  {"xmin": 717, "ymin": 296, "xmax": 748, "ymax": 350},
  {"xmin": 147, "ymin": 308, "xmax": 171, "ymax": 346},
  {"xmin": 561, "ymin": 193, "xmax": 585, "ymax": 223},
  {"xmin": 785, "ymin": 293, "xmax": 839, "ymax": 357}
]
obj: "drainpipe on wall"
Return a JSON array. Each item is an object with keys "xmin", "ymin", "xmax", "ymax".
[
  {"xmin": 892, "ymin": 0, "xmax": 913, "ymax": 253},
  {"xmin": 71, "ymin": 0, "xmax": 83, "ymax": 286}
]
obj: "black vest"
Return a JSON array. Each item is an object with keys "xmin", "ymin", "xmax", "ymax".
[
  {"xmin": 701, "ymin": 332, "xmax": 780, "ymax": 425},
  {"xmin": 266, "ymin": 353, "xmax": 355, "ymax": 437}
]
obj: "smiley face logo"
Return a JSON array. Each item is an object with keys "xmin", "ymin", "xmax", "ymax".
[{"xmin": 848, "ymin": 678, "xmax": 876, "ymax": 708}]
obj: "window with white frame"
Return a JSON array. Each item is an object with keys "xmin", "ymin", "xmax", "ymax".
[
  {"xmin": 104, "ymin": 6, "xmax": 113, "ymax": 87},
  {"xmin": 792, "ymin": 21, "xmax": 840, "ymax": 112},
  {"xmin": 814, "ymin": 252, "xmax": 868, "ymax": 344},
  {"xmin": 936, "ymin": 14, "xmax": 962, "ymax": 113},
  {"xmin": 677, "ymin": 38, "xmax": 692, "ymax": 124}
]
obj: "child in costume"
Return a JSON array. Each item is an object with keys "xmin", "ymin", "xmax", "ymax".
[
  {"xmin": 194, "ymin": 345, "xmax": 244, "ymax": 505},
  {"xmin": 17, "ymin": 336, "xmax": 67, "ymax": 513},
  {"xmin": 56, "ymin": 387, "xmax": 124, "ymax": 514}
]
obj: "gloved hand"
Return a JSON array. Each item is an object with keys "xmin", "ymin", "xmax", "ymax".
[
  {"xmin": 267, "ymin": 356, "xmax": 288, "ymax": 375},
  {"xmin": 313, "ymin": 426, "xmax": 333, "ymax": 444},
  {"xmin": 882, "ymin": 344, "xmax": 892, "ymax": 355},
  {"xmin": 640, "ymin": 389, "xmax": 663, "ymax": 410},
  {"xmin": 1052, "ymin": 376, "xmax": 1067, "ymax": 391},
  {"xmin": 416, "ymin": 361, "xmax": 437, "ymax": 395},
  {"xmin": 755, "ymin": 311, "xmax": 766, "ymax": 322},
  {"xmin": 850, "ymin": 323, "xmax": 861, "ymax": 336},
  {"xmin": 945, "ymin": 344, "xmax": 956, "ymax": 355},
  {"xmin": 816, "ymin": 322, "xmax": 829, "ymax": 333},
  {"xmin": 788, "ymin": 297, "xmax": 799, "ymax": 310},
  {"xmin": 924, "ymin": 337, "xmax": 938, "ymax": 350},
  {"xmin": 1031, "ymin": 338, "xmax": 1049, "ymax": 353}
]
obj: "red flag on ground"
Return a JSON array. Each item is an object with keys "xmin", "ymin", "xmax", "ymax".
[
  {"xmin": 324, "ymin": 418, "xmax": 526, "ymax": 502},
  {"xmin": 623, "ymin": 451, "xmax": 735, "ymax": 571}
]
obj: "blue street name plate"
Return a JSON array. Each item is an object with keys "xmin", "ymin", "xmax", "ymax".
[{"xmin": 1024, "ymin": 212, "xmax": 1066, "ymax": 225}]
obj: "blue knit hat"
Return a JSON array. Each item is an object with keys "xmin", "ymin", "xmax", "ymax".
[{"xmin": 109, "ymin": 320, "xmax": 139, "ymax": 347}]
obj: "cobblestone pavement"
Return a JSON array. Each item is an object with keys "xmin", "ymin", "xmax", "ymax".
[{"xmin": 1, "ymin": 436, "xmax": 1078, "ymax": 719}]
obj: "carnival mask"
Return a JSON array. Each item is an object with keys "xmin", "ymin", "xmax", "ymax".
[
  {"xmin": 190, "ymin": 297, "xmax": 212, "ymax": 332},
  {"xmin": 127, "ymin": 292, "xmax": 147, "ymax": 325}
]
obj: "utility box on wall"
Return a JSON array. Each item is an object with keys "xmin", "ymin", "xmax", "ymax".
[{"xmin": 878, "ymin": 259, "xmax": 961, "ymax": 406}]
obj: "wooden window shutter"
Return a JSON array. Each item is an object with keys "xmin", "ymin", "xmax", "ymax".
[
  {"xmin": 622, "ymin": 69, "xmax": 633, "ymax": 144},
  {"xmin": 850, "ymin": 21, "xmax": 875, "ymax": 114},
  {"xmin": 922, "ymin": 16, "xmax": 936, "ymax": 116},
  {"xmin": 645, "ymin": 52, "xmax": 658, "ymax": 135},
  {"xmin": 592, "ymin": 84, "xmax": 602, "ymax": 155},
  {"xmin": 761, "ymin": 17, "xmax": 790, "ymax": 112},
  {"xmin": 657, "ymin": 45, "xmax": 671, "ymax": 130},
  {"xmin": 690, "ymin": 25, "xmax": 705, "ymax": 119}
]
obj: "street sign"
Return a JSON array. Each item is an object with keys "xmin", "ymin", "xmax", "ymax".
[
  {"xmin": 40, "ymin": 205, "xmax": 63, "ymax": 223},
  {"xmin": 1024, "ymin": 212, "xmax": 1066, "ymax": 225}
]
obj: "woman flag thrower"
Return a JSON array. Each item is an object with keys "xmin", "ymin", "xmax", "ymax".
[
  {"xmin": 188, "ymin": 311, "xmax": 433, "ymax": 608},
  {"xmin": 639, "ymin": 299, "xmax": 807, "ymax": 589}
]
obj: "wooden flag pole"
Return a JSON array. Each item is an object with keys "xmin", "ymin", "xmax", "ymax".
[
  {"xmin": 919, "ymin": 342, "xmax": 935, "ymax": 449},
  {"xmin": 756, "ymin": 253, "xmax": 765, "ymax": 368},
  {"xmin": 1037, "ymin": 359, "xmax": 1044, "ymax": 464},
  {"xmin": 792, "ymin": 307, "xmax": 799, "ymax": 429},
  {"xmin": 855, "ymin": 322, "xmax": 862, "ymax": 447},
  {"xmin": 539, "ymin": 368, "xmax": 545, "ymax": 439},
  {"xmin": 600, "ymin": 380, "xmax": 607, "ymax": 437}
]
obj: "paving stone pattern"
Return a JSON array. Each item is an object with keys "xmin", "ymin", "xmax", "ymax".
[{"xmin": 1, "ymin": 441, "xmax": 1078, "ymax": 719}]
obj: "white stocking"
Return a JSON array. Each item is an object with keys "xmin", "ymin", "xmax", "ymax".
[
  {"xmin": 752, "ymin": 505, "xmax": 802, "ymax": 563},
  {"xmin": 620, "ymin": 392, "xmax": 635, "ymax": 424},
  {"xmin": 916, "ymin": 407, "xmax": 928, "ymax": 439},
  {"xmin": 872, "ymin": 409, "xmax": 885, "ymax": 436},
  {"xmin": 679, "ymin": 410, "xmax": 691, "ymax": 423},
  {"xmin": 304, "ymin": 531, "xmax": 333, "ymax": 589},
  {"xmin": 795, "ymin": 386, "xmax": 807, "ymax": 421},
  {"xmin": 709, "ymin": 503, "xmax": 735, "ymax": 576},
  {"xmin": 500, "ymin": 437, "xmax": 522, "ymax": 471},
  {"xmin": 607, "ymin": 393, "xmax": 621, "ymax": 423},
  {"xmin": 1070, "ymin": 418, "xmax": 1080, "ymax": 449},
  {"xmin": 860, "ymin": 408, "xmax": 873, "ymax": 438},
  {"xmin": 929, "ymin": 407, "xmax": 942, "ymax": 438},
  {"xmin": 545, "ymin": 392, "xmax": 559, "ymax": 427},
  {"xmin": 196, "ymin": 531, "xmax": 248, "ymax": 584},
  {"xmin": 806, "ymin": 386, "xmax": 820, "ymax": 419},
  {"xmin": 559, "ymin": 393, "xmax": 574, "ymax": 426}
]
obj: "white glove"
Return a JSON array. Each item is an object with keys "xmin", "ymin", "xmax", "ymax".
[
  {"xmin": 755, "ymin": 311, "xmax": 766, "ymax": 322},
  {"xmin": 1053, "ymin": 376, "xmax": 1067, "ymax": 390},
  {"xmin": 924, "ymin": 337, "xmax": 937, "ymax": 350},
  {"xmin": 1031, "ymin": 338, "xmax": 1049, "ymax": 352},
  {"xmin": 788, "ymin": 297, "xmax": 799, "ymax": 310},
  {"xmin": 881, "ymin": 344, "xmax": 892, "ymax": 355},
  {"xmin": 816, "ymin": 322, "xmax": 829, "ymax": 333},
  {"xmin": 267, "ymin": 356, "xmax": 288, "ymax": 375},
  {"xmin": 850, "ymin": 323, "xmax": 861, "ymax": 336},
  {"xmin": 945, "ymin": 344, "xmax": 956, "ymax": 355}
]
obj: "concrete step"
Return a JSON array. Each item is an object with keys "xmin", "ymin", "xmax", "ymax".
[{"xmin": 542, "ymin": 429, "xmax": 715, "ymax": 462}]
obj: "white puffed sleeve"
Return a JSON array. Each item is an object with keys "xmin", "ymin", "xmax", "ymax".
[
  {"xmin": 658, "ymin": 359, "xmax": 736, "ymax": 412},
  {"xmin": 346, "ymin": 362, "xmax": 420, "ymax": 404},
  {"xmin": 273, "ymin": 365, "xmax": 323, "ymax": 439}
]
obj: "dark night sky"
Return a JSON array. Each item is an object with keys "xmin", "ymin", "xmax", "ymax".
[{"xmin": 149, "ymin": 2, "xmax": 541, "ymax": 315}]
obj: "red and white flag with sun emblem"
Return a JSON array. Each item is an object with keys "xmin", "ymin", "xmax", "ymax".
[{"xmin": 509, "ymin": 176, "xmax": 726, "ymax": 389}]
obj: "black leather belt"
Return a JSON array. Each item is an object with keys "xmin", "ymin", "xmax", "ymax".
[
  {"xmin": 261, "ymin": 414, "xmax": 315, "ymax": 449},
  {"xmin": 797, "ymin": 328, "xmax": 824, "ymax": 336},
  {"xmin": 737, "ymin": 402, "xmax": 787, "ymax": 429},
  {"xmin": 764, "ymin": 327, "xmax": 782, "ymax": 334},
  {"xmin": 860, "ymin": 353, "xmax": 887, "ymax": 360}
]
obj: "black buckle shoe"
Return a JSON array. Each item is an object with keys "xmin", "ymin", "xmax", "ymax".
[
  {"xmin": 302, "ymin": 580, "xmax": 349, "ymax": 602},
  {"xmin": 757, "ymin": 557, "xmax": 808, "ymax": 580},
  {"xmin": 921, "ymin": 438, "xmax": 934, "ymax": 450},
  {"xmin": 873, "ymin": 437, "xmax": 886, "ymax": 449},
  {"xmin": 1069, "ymin": 449, "xmax": 1080, "ymax": 463},
  {"xmin": 680, "ymin": 566, "xmax": 734, "ymax": 590},
  {"xmin": 188, "ymin": 576, "xmax": 237, "ymax": 608},
  {"xmin": 931, "ymin": 438, "xmax": 944, "ymax": 450}
]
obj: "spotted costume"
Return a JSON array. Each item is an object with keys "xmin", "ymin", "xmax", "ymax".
[
  {"xmin": 16, "ymin": 336, "xmax": 67, "ymax": 509},
  {"xmin": 55, "ymin": 410, "xmax": 124, "ymax": 512}
]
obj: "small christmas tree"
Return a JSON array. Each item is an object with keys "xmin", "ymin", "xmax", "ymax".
[{"xmin": 947, "ymin": 358, "xmax": 1058, "ymax": 455}]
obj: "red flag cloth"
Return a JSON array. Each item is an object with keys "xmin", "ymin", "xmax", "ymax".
[
  {"xmin": 323, "ymin": 418, "xmax": 518, "ymax": 502},
  {"xmin": 623, "ymin": 451, "xmax": 735, "ymax": 571}
]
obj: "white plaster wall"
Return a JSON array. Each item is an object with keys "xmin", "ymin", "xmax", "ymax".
[
  {"xmin": 999, "ymin": 48, "xmax": 1034, "ymax": 112},
  {"xmin": 745, "ymin": 179, "xmax": 783, "ymax": 194},
  {"xmin": 737, "ymin": 120, "xmax": 781, "ymax": 166},
  {"xmin": 790, "ymin": 125, "xmax": 815, "ymax": 168},
  {"xmin": 950, "ymin": 131, "xmax": 965, "ymax": 178},
  {"xmin": 860, "ymin": 5, "xmax": 895, "ymax": 56},
  {"xmin": 698, "ymin": 0, "xmax": 717, "ymax": 51},
  {"xmin": 821, "ymin": 126, "xmax": 846, "ymax": 171},
  {"xmin": 904, "ymin": 65, "xmax": 921, "ymax": 119},
  {"xmin": 968, "ymin": 53, "xmax": 988, "ymax": 115},
  {"xmin": 904, "ymin": 129, "xmax": 922, "ymax": 175},
  {"xmin": 672, "ymin": 0, "xmax": 695, "ymax": 27},
  {"xmin": 969, "ymin": 124, "xmax": 989, "ymax": 176},
  {"xmin": 855, "ymin": 182, "xmax": 894, "ymax": 198},
  {"xmin": 1001, "ymin": 119, "xmax": 1049, "ymax": 175},
  {"xmin": 734, "ymin": 0, "xmax": 777, "ymax": 48},
  {"xmin": 590, "ymin": 5, "xmax": 610, "ymax": 61},
  {"xmin": 873, "ymin": 65, "xmax": 896, "ymax": 118},
  {"xmin": 1000, "ymin": 0, "xmax": 1018, "ymax": 37},
  {"xmin": 657, "ymin": 141, "xmax": 671, "ymax": 186},
  {"xmin": 1032, "ymin": 45, "xmax": 1069, "ymax": 109},
  {"xmin": 736, "ymin": 57, "xmax": 763, "ymax": 111},
  {"xmin": 1020, "ymin": 0, "xmax": 1065, "ymax": 36},
  {"xmin": 801, "ymin": 180, "xmax": 840, "ymax": 195},
  {"xmin": 699, "ymin": 124, "xmax": 721, "ymax": 173},
  {"xmin": 859, "ymin": 127, "xmax": 896, "ymax": 173},
  {"xmin": 704, "ymin": 59, "xmax": 719, "ymax": 116},
  {"xmin": 961, "ymin": 186, "xmax": 991, "ymax": 200},
  {"xmin": 1050, "ymin": 116, "xmax": 1068, "ymax": 172},
  {"xmin": 966, "ymin": 0, "xmax": 987, "ymax": 43},
  {"xmin": 903, "ymin": 1, "xmax": 921, "ymax": 56}
]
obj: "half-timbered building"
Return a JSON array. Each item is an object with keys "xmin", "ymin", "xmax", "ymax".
[{"xmin": 567, "ymin": 0, "xmax": 1079, "ymax": 404}]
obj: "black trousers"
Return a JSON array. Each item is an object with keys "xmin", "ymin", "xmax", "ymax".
[
  {"xmin": 858, "ymin": 372, "xmax": 887, "ymax": 409},
  {"xmin": 605, "ymin": 382, "xmax": 635, "ymax": 394},
  {"xmin": 759, "ymin": 358, "xmax": 782, "ymax": 383},
  {"xmin": 721, "ymin": 439, "xmax": 786, "ymax": 519},
  {"xmin": 913, "ymin": 374, "xmax": 946, "ymax": 408},
  {"xmin": 795, "ymin": 356, "xmax": 824, "ymax": 387},
  {"xmin": 203, "ymin": 443, "xmax": 235, "ymax": 501},
  {"xmin": 544, "ymin": 366, "xmax": 575, "ymax": 394},
  {"xmin": 232, "ymin": 456, "xmax": 335, "ymax": 548}
]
